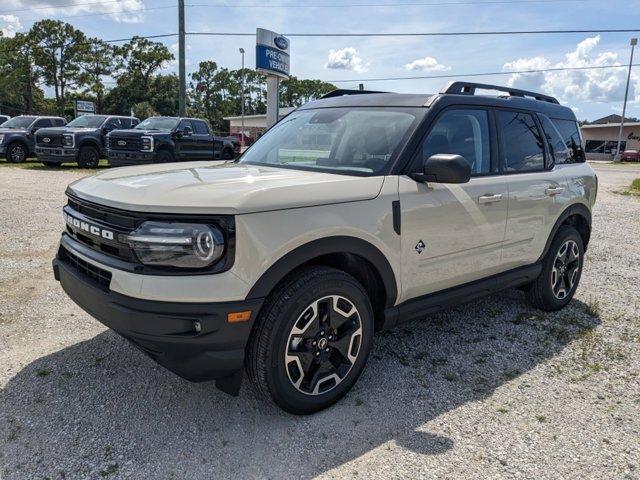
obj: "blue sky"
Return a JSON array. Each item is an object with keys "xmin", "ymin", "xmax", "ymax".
[{"xmin": 2, "ymin": 0, "xmax": 640, "ymax": 121}]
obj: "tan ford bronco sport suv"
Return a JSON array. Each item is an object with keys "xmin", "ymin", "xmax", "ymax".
[{"xmin": 53, "ymin": 82, "xmax": 597, "ymax": 414}]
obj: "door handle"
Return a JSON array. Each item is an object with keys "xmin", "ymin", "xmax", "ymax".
[
  {"xmin": 478, "ymin": 193, "xmax": 503, "ymax": 204},
  {"xmin": 545, "ymin": 186, "xmax": 565, "ymax": 196}
]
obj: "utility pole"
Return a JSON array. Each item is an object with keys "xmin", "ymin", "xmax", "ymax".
[
  {"xmin": 239, "ymin": 47, "xmax": 245, "ymax": 148},
  {"xmin": 614, "ymin": 37, "xmax": 637, "ymax": 162},
  {"xmin": 178, "ymin": 0, "xmax": 186, "ymax": 116}
]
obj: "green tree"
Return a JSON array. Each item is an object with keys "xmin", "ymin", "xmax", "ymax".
[
  {"xmin": 77, "ymin": 38, "xmax": 114, "ymax": 113},
  {"xmin": 115, "ymin": 36, "xmax": 174, "ymax": 92},
  {"xmin": 30, "ymin": 19, "xmax": 89, "ymax": 112},
  {"xmin": 0, "ymin": 32, "xmax": 41, "ymax": 114}
]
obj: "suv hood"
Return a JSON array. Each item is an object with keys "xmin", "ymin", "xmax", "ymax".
[
  {"xmin": 37, "ymin": 127, "xmax": 98, "ymax": 135},
  {"xmin": 0, "ymin": 128, "xmax": 27, "ymax": 134},
  {"xmin": 67, "ymin": 162, "xmax": 385, "ymax": 215}
]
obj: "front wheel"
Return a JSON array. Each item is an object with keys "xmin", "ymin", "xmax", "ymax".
[
  {"xmin": 246, "ymin": 266, "xmax": 374, "ymax": 414},
  {"xmin": 77, "ymin": 145, "xmax": 100, "ymax": 168},
  {"xmin": 525, "ymin": 226, "xmax": 584, "ymax": 311},
  {"xmin": 7, "ymin": 143, "xmax": 27, "ymax": 163},
  {"xmin": 156, "ymin": 149, "xmax": 174, "ymax": 163}
]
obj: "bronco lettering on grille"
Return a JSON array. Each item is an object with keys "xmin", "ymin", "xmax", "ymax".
[{"xmin": 63, "ymin": 212, "xmax": 115, "ymax": 240}]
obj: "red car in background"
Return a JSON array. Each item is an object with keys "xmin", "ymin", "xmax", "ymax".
[
  {"xmin": 227, "ymin": 132, "xmax": 254, "ymax": 147},
  {"xmin": 621, "ymin": 150, "xmax": 640, "ymax": 161}
]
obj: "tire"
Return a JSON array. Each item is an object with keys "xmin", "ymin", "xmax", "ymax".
[
  {"xmin": 6, "ymin": 142, "xmax": 27, "ymax": 163},
  {"xmin": 246, "ymin": 266, "xmax": 374, "ymax": 414},
  {"xmin": 221, "ymin": 148, "xmax": 234, "ymax": 160},
  {"xmin": 525, "ymin": 226, "xmax": 584, "ymax": 311},
  {"xmin": 156, "ymin": 149, "xmax": 174, "ymax": 163},
  {"xmin": 77, "ymin": 145, "xmax": 100, "ymax": 168}
]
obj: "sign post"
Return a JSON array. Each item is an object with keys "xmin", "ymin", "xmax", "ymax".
[
  {"xmin": 256, "ymin": 28, "xmax": 290, "ymax": 129},
  {"xmin": 74, "ymin": 100, "xmax": 95, "ymax": 117}
]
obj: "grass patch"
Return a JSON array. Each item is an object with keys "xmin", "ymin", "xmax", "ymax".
[
  {"xmin": 0, "ymin": 159, "xmax": 109, "ymax": 173},
  {"xmin": 616, "ymin": 177, "xmax": 640, "ymax": 196}
]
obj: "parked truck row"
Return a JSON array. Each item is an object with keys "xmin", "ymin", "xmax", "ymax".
[{"xmin": 0, "ymin": 114, "xmax": 240, "ymax": 167}]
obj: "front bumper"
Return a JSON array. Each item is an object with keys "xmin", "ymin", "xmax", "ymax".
[
  {"xmin": 52, "ymin": 247, "xmax": 263, "ymax": 393},
  {"xmin": 36, "ymin": 146, "xmax": 78, "ymax": 162},
  {"xmin": 107, "ymin": 149, "xmax": 156, "ymax": 166}
]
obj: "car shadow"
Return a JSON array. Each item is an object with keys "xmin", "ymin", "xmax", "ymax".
[{"xmin": 0, "ymin": 290, "xmax": 600, "ymax": 479}]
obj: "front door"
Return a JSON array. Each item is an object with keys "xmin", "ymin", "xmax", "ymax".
[
  {"xmin": 398, "ymin": 107, "xmax": 508, "ymax": 302},
  {"xmin": 176, "ymin": 119, "xmax": 198, "ymax": 160}
]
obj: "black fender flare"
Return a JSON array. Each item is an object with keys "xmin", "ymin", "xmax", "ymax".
[
  {"xmin": 77, "ymin": 138, "xmax": 102, "ymax": 154},
  {"xmin": 245, "ymin": 236, "xmax": 398, "ymax": 308},
  {"xmin": 539, "ymin": 202, "xmax": 592, "ymax": 261}
]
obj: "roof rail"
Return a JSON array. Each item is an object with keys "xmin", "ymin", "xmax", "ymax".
[
  {"xmin": 320, "ymin": 89, "xmax": 388, "ymax": 99},
  {"xmin": 440, "ymin": 81, "xmax": 559, "ymax": 104}
]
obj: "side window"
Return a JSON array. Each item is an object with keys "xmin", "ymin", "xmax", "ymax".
[
  {"xmin": 105, "ymin": 118, "xmax": 122, "ymax": 130},
  {"xmin": 551, "ymin": 118, "xmax": 585, "ymax": 163},
  {"xmin": 194, "ymin": 121, "xmax": 209, "ymax": 135},
  {"xmin": 33, "ymin": 119, "xmax": 51, "ymax": 129},
  {"xmin": 539, "ymin": 114, "xmax": 570, "ymax": 167},
  {"xmin": 497, "ymin": 111, "xmax": 545, "ymax": 172},
  {"xmin": 130, "ymin": 118, "xmax": 139, "ymax": 128},
  {"xmin": 178, "ymin": 119, "xmax": 194, "ymax": 132},
  {"xmin": 420, "ymin": 108, "xmax": 491, "ymax": 175}
]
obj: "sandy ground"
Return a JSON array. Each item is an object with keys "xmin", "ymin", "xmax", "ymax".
[{"xmin": 0, "ymin": 162, "xmax": 639, "ymax": 480}]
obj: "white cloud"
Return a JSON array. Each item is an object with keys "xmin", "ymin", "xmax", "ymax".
[
  {"xmin": 2, "ymin": 0, "xmax": 145, "ymax": 23},
  {"xmin": 503, "ymin": 35, "xmax": 639, "ymax": 104},
  {"xmin": 325, "ymin": 47, "xmax": 369, "ymax": 73},
  {"xmin": 0, "ymin": 14, "xmax": 21, "ymax": 37},
  {"xmin": 404, "ymin": 56, "xmax": 450, "ymax": 72}
]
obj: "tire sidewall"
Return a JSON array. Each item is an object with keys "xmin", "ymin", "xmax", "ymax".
[
  {"xmin": 266, "ymin": 273, "xmax": 374, "ymax": 414},
  {"xmin": 539, "ymin": 227, "xmax": 584, "ymax": 309},
  {"xmin": 156, "ymin": 150, "xmax": 174, "ymax": 163},
  {"xmin": 78, "ymin": 145, "xmax": 99, "ymax": 168},
  {"xmin": 8, "ymin": 143, "xmax": 26, "ymax": 163}
]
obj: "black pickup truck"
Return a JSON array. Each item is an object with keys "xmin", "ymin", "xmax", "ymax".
[
  {"xmin": 35, "ymin": 114, "xmax": 139, "ymax": 167},
  {"xmin": 0, "ymin": 116, "xmax": 66, "ymax": 162},
  {"xmin": 106, "ymin": 116, "xmax": 239, "ymax": 167}
]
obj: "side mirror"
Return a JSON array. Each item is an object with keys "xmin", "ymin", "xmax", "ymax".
[
  {"xmin": 411, "ymin": 154, "xmax": 471, "ymax": 184},
  {"xmin": 182, "ymin": 126, "xmax": 193, "ymax": 137}
]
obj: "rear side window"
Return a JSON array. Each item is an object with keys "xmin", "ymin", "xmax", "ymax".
[
  {"xmin": 421, "ymin": 108, "xmax": 491, "ymax": 175},
  {"xmin": 539, "ymin": 114, "xmax": 570, "ymax": 167},
  {"xmin": 193, "ymin": 121, "xmax": 210, "ymax": 135},
  {"xmin": 54, "ymin": 118, "xmax": 65, "ymax": 126},
  {"xmin": 497, "ymin": 111, "xmax": 545, "ymax": 172},
  {"xmin": 551, "ymin": 119, "xmax": 585, "ymax": 163}
]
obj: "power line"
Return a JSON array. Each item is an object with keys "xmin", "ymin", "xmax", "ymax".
[
  {"xmin": 327, "ymin": 63, "xmax": 640, "ymax": 83},
  {"xmin": 187, "ymin": 0, "xmax": 597, "ymax": 7},
  {"xmin": 0, "ymin": 0, "xmax": 138, "ymax": 14},
  {"xmin": 188, "ymin": 28, "xmax": 640, "ymax": 37}
]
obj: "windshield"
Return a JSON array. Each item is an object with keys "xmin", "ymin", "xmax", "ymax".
[
  {"xmin": 135, "ymin": 117, "xmax": 179, "ymax": 131},
  {"xmin": 240, "ymin": 107, "xmax": 423, "ymax": 176},
  {"xmin": 2, "ymin": 116, "xmax": 37, "ymax": 129},
  {"xmin": 66, "ymin": 115, "xmax": 108, "ymax": 128}
]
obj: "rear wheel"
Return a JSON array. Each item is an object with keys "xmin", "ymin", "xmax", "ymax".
[
  {"xmin": 221, "ymin": 148, "xmax": 234, "ymax": 160},
  {"xmin": 77, "ymin": 145, "xmax": 100, "ymax": 168},
  {"xmin": 525, "ymin": 226, "xmax": 584, "ymax": 311},
  {"xmin": 7, "ymin": 142, "xmax": 27, "ymax": 163},
  {"xmin": 246, "ymin": 266, "xmax": 374, "ymax": 414}
]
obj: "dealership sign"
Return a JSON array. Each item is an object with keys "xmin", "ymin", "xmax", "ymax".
[
  {"xmin": 75, "ymin": 100, "xmax": 95, "ymax": 117},
  {"xmin": 256, "ymin": 28, "xmax": 290, "ymax": 79}
]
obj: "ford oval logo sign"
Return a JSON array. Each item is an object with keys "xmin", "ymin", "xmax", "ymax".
[
  {"xmin": 43, "ymin": 137, "xmax": 50, "ymax": 143},
  {"xmin": 117, "ymin": 140, "xmax": 126, "ymax": 146},
  {"xmin": 274, "ymin": 36, "xmax": 288, "ymax": 50}
]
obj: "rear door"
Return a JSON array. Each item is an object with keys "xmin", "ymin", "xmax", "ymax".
[
  {"xmin": 498, "ymin": 109, "xmax": 571, "ymax": 269},
  {"xmin": 193, "ymin": 120, "xmax": 214, "ymax": 160},
  {"xmin": 399, "ymin": 106, "xmax": 509, "ymax": 300},
  {"xmin": 176, "ymin": 119, "xmax": 198, "ymax": 160}
]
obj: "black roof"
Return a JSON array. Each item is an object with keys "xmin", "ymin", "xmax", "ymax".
[{"xmin": 298, "ymin": 82, "xmax": 576, "ymax": 121}]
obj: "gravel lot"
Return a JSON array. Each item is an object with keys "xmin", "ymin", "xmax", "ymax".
[{"xmin": 0, "ymin": 162, "xmax": 639, "ymax": 480}]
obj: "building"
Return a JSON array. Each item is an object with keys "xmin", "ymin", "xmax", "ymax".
[
  {"xmin": 581, "ymin": 122, "xmax": 640, "ymax": 160},
  {"xmin": 224, "ymin": 107, "xmax": 295, "ymax": 139}
]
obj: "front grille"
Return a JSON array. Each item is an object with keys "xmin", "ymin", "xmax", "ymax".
[
  {"xmin": 36, "ymin": 133, "xmax": 62, "ymax": 147},
  {"xmin": 109, "ymin": 136, "xmax": 141, "ymax": 150},
  {"xmin": 60, "ymin": 247, "xmax": 112, "ymax": 289}
]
